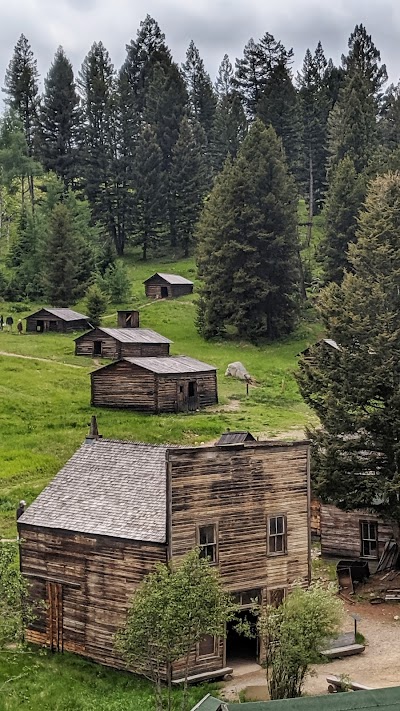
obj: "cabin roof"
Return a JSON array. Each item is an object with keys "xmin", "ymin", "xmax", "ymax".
[
  {"xmin": 76, "ymin": 327, "xmax": 172, "ymax": 344},
  {"xmin": 216, "ymin": 431, "xmax": 256, "ymax": 445},
  {"xmin": 122, "ymin": 356, "xmax": 216, "ymax": 374},
  {"xmin": 19, "ymin": 439, "xmax": 168, "ymax": 543},
  {"xmin": 143, "ymin": 272, "xmax": 193, "ymax": 285},
  {"xmin": 26, "ymin": 308, "xmax": 88, "ymax": 322}
]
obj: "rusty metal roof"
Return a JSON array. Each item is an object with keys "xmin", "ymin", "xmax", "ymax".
[
  {"xmin": 143, "ymin": 272, "xmax": 193, "ymax": 285},
  {"xmin": 19, "ymin": 439, "xmax": 169, "ymax": 543},
  {"xmin": 123, "ymin": 356, "xmax": 216, "ymax": 374},
  {"xmin": 97, "ymin": 327, "xmax": 172, "ymax": 344},
  {"xmin": 26, "ymin": 308, "xmax": 89, "ymax": 322}
]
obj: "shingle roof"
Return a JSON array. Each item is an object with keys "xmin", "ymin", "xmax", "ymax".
[
  {"xmin": 19, "ymin": 439, "xmax": 168, "ymax": 543},
  {"xmin": 144, "ymin": 272, "xmax": 193, "ymax": 285},
  {"xmin": 86, "ymin": 327, "xmax": 172, "ymax": 344},
  {"xmin": 216, "ymin": 431, "xmax": 256, "ymax": 445},
  {"xmin": 123, "ymin": 356, "xmax": 216, "ymax": 374},
  {"xmin": 27, "ymin": 308, "xmax": 88, "ymax": 322}
]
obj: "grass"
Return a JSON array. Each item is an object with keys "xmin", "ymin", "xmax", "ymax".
[
  {"xmin": 0, "ymin": 252, "xmax": 321, "ymax": 708},
  {"xmin": 0, "ymin": 650, "xmax": 216, "ymax": 711}
]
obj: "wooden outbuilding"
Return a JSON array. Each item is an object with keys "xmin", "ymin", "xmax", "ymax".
[
  {"xmin": 117, "ymin": 310, "xmax": 139, "ymax": 329},
  {"xmin": 25, "ymin": 308, "xmax": 91, "ymax": 333},
  {"xmin": 75, "ymin": 327, "xmax": 172, "ymax": 359},
  {"xmin": 144, "ymin": 273, "xmax": 194, "ymax": 299},
  {"xmin": 320, "ymin": 503, "xmax": 395, "ymax": 563},
  {"xmin": 216, "ymin": 431, "xmax": 256, "ymax": 445},
  {"xmin": 90, "ymin": 356, "xmax": 218, "ymax": 412},
  {"xmin": 18, "ymin": 431, "xmax": 310, "ymax": 680}
]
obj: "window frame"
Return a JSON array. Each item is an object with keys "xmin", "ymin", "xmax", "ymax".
[
  {"xmin": 196, "ymin": 634, "xmax": 219, "ymax": 660},
  {"xmin": 197, "ymin": 522, "xmax": 219, "ymax": 565},
  {"xmin": 360, "ymin": 520, "xmax": 379, "ymax": 559},
  {"xmin": 267, "ymin": 587, "xmax": 287, "ymax": 608},
  {"xmin": 267, "ymin": 514, "xmax": 287, "ymax": 557}
]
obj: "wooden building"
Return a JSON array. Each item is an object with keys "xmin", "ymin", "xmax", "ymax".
[
  {"xmin": 25, "ymin": 308, "xmax": 91, "ymax": 333},
  {"xmin": 75, "ymin": 327, "xmax": 171, "ymax": 359},
  {"xmin": 117, "ymin": 310, "xmax": 139, "ymax": 329},
  {"xmin": 321, "ymin": 503, "xmax": 395, "ymax": 561},
  {"xmin": 18, "ymin": 432, "xmax": 310, "ymax": 680},
  {"xmin": 144, "ymin": 273, "xmax": 194, "ymax": 299},
  {"xmin": 216, "ymin": 431, "xmax": 256, "ymax": 445},
  {"xmin": 90, "ymin": 356, "xmax": 218, "ymax": 412}
]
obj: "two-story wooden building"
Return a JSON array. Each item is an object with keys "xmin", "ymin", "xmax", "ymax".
[
  {"xmin": 75, "ymin": 327, "xmax": 172, "ymax": 359},
  {"xmin": 18, "ymin": 432, "xmax": 310, "ymax": 680}
]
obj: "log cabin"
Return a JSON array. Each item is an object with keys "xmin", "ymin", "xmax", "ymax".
[
  {"xmin": 320, "ymin": 503, "xmax": 395, "ymax": 564},
  {"xmin": 25, "ymin": 308, "xmax": 91, "ymax": 333},
  {"xmin": 90, "ymin": 356, "xmax": 218, "ymax": 412},
  {"xmin": 18, "ymin": 430, "xmax": 310, "ymax": 681},
  {"xmin": 75, "ymin": 327, "xmax": 172, "ymax": 359},
  {"xmin": 144, "ymin": 273, "xmax": 194, "ymax": 299}
]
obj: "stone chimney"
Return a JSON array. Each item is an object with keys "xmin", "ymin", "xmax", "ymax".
[
  {"xmin": 85, "ymin": 415, "xmax": 102, "ymax": 443},
  {"xmin": 117, "ymin": 310, "xmax": 139, "ymax": 328}
]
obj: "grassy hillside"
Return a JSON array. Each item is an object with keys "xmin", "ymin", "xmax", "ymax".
[{"xmin": 0, "ymin": 255, "xmax": 320, "ymax": 540}]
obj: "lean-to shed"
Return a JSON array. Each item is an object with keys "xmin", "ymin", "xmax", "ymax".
[
  {"xmin": 144, "ymin": 273, "xmax": 194, "ymax": 299},
  {"xmin": 18, "ymin": 431, "xmax": 310, "ymax": 681},
  {"xmin": 90, "ymin": 356, "xmax": 217, "ymax": 412},
  {"xmin": 25, "ymin": 308, "xmax": 91, "ymax": 333},
  {"xmin": 75, "ymin": 327, "xmax": 172, "ymax": 359}
]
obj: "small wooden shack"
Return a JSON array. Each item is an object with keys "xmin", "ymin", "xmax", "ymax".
[
  {"xmin": 90, "ymin": 356, "xmax": 217, "ymax": 412},
  {"xmin": 18, "ymin": 432, "xmax": 310, "ymax": 680},
  {"xmin": 117, "ymin": 310, "xmax": 139, "ymax": 328},
  {"xmin": 216, "ymin": 431, "xmax": 256, "ymax": 445},
  {"xmin": 26, "ymin": 308, "xmax": 90, "ymax": 333},
  {"xmin": 75, "ymin": 327, "xmax": 171, "ymax": 359},
  {"xmin": 321, "ymin": 503, "xmax": 395, "ymax": 561},
  {"xmin": 144, "ymin": 273, "xmax": 194, "ymax": 299}
]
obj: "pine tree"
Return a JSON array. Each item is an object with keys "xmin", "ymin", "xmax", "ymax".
[
  {"xmin": 41, "ymin": 203, "xmax": 80, "ymax": 306},
  {"xmin": 343, "ymin": 23, "xmax": 387, "ymax": 103},
  {"xmin": 320, "ymin": 156, "xmax": 365, "ymax": 283},
  {"xmin": 197, "ymin": 120, "xmax": 300, "ymax": 342},
  {"xmin": 3, "ymin": 34, "xmax": 40, "ymax": 207},
  {"xmin": 38, "ymin": 46, "xmax": 81, "ymax": 187},
  {"xmin": 86, "ymin": 283, "xmax": 109, "ymax": 328},
  {"xmin": 380, "ymin": 82, "xmax": 400, "ymax": 150},
  {"xmin": 182, "ymin": 41, "xmax": 217, "ymax": 143},
  {"xmin": 211, "ymin": 55, "xmax": 247, "ymax": 173},
  {"xmin": 170, "ymin": 117, "xmax": 208, "ymax": 257},
  {"xmin": 297, "ymin": 43, "xmax": 330, "ymax": 212},
  {"xmin": 132, "ymin": 124, "xmax": 166, "ymax": 260},
  {"xmin": 79, "ymin": 42, "xmax": 125, "ymax": 255},
  {"xmin": 297, "ymin": 172, "xmax": 400, "ymax": 525}
]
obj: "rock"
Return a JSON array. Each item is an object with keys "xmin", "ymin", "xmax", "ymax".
[{"xmin": 225, "ymin": 361, "xmax": 252, "ymax": 381}]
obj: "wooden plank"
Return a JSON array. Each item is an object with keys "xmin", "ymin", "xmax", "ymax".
[{"xmin": 172, "ymin": 667, "xmax": 233, "ymax": 685}]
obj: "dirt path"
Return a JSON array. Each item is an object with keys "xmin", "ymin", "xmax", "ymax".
[
  {"xmin": 222, "ymin": 602, "xmax": 400, "ymax": 702},
  {"xmin": 0, "ymin": 351, "xmax": 83, "ymax": 369}
]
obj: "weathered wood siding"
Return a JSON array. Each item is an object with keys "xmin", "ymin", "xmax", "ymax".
[
  {"xmin": 320, "ymin": 504, "xmax": 395, "ymax": 559},
  {"xmin": 167, "ymin": 442, "xmax": 310, "ymax": 678},
  {"xmin": 311, "ymin": 497, "xmax": 321, "ymax": 538},
  {"xmin": 157, "ymin": 372, "xmax": 218, "ymax": 413},
  {"xmin": 76, "ymin": 330, "xmax": 170, "ymax": 359},
  {"xmin": 26, "ymin": 310, "xmax": 89, "ymax": 333},
  {"xmin": 19, "ymin": 525, "xmax": 166, "ymax": 668},
  {"xmin": 91, "ymin": 363, "xmax": 217, "ymax": 413},
  {"xmin": 144, "ymin": 278, "xmax": 193, "ymax": 299},
  {"xmin": 91, "ymin": 362, "xmax": 156, "ymax": 410}
]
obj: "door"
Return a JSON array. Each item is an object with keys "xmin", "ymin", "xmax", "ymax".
[
  {"xmin": 36, "ymin": 320, "xmax": 44, "ymax": 332},
  {"xmin": 47, "ymin": 581, "xmax": 63, "ymax": 652},
  {"xmin": 161, "ymin": 286, "xmax": 168, "ymax": 298},
  {"xmin": 187, "ymin": 380, "xmax": 198, "ymax": 411},
  {"xmin": 177, "ymin": 382, "xmax": 187, "ymax": 412},
  {"xmin": 49, "ymin": 321, "xmax": 58, "ymax": 332},
  {"xmin": 93, "ymin": 340, "xmax": 102, "ymax": 356}
]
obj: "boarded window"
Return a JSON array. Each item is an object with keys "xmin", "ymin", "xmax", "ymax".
[
  {"xmin": 198, "ymin": 634, "xmax": 216, "ymax": 658},
  {"xmin": 360, "ymin": 521, "xmax": 378, "ymax": 558},
  {"xmin": 198, "ymin": 524, "xmax": 218, "ymax": 563},
  {"xmin": 267, "ymin": 515, "xmax": 287, "ymax": 555},
  {"xmin": 267, "ymin": 588, "xmax": 286, "ymax": 608}
]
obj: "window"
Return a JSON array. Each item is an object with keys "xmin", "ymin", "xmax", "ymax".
[
  {"xmin": 197, "ymin": 634, "xmax": 217, "ymax": 659},
  {"xmin": 233, "ymin": 589, "xmax": 261, "ymax": 608},
  {"xmin": 198, "ymin": 524, "xmax": 218, "ymax": 563},
  {"xmin": 267, "ymin": 515, "xmax": 287, "ymax": 555},
  {"xmin": 267, "ymin": 588, "xmax": 286, "ymax": 608},
  {"xmin": 93, "ymin": 340, "xmax": 102, "ymax": 356},
  {"xmin": 360, "ymin": 521, "xmax": 378, "ymax": 558}
]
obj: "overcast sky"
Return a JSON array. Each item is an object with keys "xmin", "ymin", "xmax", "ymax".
[{"xmin": 1, "ymin": 0, "xmax": 400, "ymax": 94}]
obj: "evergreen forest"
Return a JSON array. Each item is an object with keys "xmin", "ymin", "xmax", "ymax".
[{"xmin": 1, "ymin": 19, "xmax": 399, "ymax": 342}]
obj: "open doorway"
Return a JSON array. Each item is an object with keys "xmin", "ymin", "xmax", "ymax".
[
  {"xmin": 161, "ymin": 286, "xmax": 168, "ymax": 298},
  {"xmin": 226, "ymin": 610, "xmax": 259, "ymax": 664},
  {"xmin": 93, "ymin": 340, "xmax": 102, "ymax": 356},
  {"xmin": 36, "ymin": 320, "xmax": 44, "ymax": 332}
]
